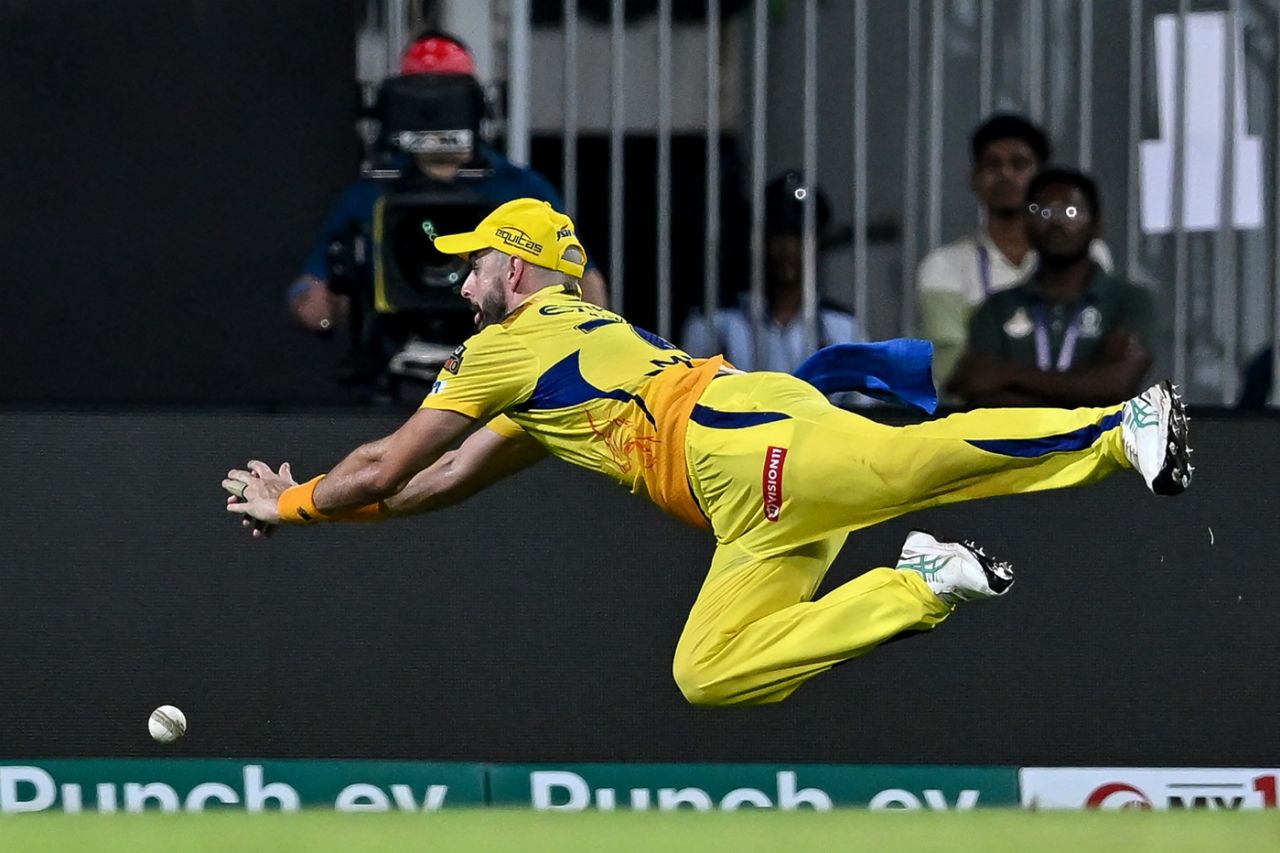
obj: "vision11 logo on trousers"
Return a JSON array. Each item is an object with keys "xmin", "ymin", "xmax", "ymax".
[{"xmin": 1020, "ymin": 769, "xmax": 1280, "ymax": 810}]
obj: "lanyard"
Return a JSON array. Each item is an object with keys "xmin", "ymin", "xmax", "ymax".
[{"xmin": 1032, "ymin": 304, "xmax": 1084, "ymax": 372}]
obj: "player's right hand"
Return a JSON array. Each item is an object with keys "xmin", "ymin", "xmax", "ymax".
[{"xmin": 224, "ymin": 460, "xmax": 296, "ymax": 538}]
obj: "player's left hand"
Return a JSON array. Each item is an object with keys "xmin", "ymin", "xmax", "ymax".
[{"xmin": 223, "ymin": 460, "xmax": 296, "ymax": 537}]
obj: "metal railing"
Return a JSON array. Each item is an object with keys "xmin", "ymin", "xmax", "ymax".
[{"xmin": 477, "ymin": 0, "xmax": 1280, "ymax": 405}]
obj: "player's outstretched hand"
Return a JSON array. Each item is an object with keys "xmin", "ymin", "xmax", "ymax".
[{"xmin": 223, "ymin": 460, "xmax": 297, "ymax": 539}]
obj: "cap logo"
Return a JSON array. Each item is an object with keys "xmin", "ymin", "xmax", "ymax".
[
  {"xmin": 495, "ymin": 226, "xmax": 543, "ymax": 254},
  {"xmin": 556, "ymin": 225, "xmax": 573, "ymax": 239}
]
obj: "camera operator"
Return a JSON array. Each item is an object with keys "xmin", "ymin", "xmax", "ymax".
[{"xmin": 287, "ymin": 33, "xmax": 607, "ymax": 338}]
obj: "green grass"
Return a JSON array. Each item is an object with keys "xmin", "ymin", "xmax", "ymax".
[{"xmin": 2, "ymin": 810, "xmax": 1279, "ymax": 853}]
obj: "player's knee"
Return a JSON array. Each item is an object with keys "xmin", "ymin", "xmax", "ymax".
[{"xmin": 672, "ymin": 657, "xmax": 723, "ymax": 707}]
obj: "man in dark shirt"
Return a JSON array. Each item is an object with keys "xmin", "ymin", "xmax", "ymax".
[
  {"xmin": 949, "ymin": 168, "xmax": 1155, "ymax": 407},
  {"xmin": 289, "ymin": 33, "xmax": 607, "ymax": 333}
]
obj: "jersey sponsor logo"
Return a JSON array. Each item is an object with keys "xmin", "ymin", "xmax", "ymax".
[
  {"xmin": 430, "ymin": 379, "xmax": 447, "ymax": 395},
  {"xmin": 495, "ymin": 227, "xmax": 544, "ymax": 254},
  {"xmin": 443, "ymin": 344, "xmax": 466, "ymax": 374},
  {"xmin": 762, "ymin": 446, "xmax": 788, "ymax": 521}
]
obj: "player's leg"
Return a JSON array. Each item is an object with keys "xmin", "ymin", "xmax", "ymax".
[
  {"xmin": 671, "ymin": 530, "xmax": 1011, "ymax": 706},
  {"xmin": 690, "ymin": 374, "xmax": 1188, "ymax": 550},
  {"xmin": 800, "ymin": 381, "xmax": 1189, "ymax": 524}
]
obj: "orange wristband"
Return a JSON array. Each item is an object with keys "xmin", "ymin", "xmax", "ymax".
[
  {"xmin": 277, "ymin": 475, "xmax": 389, "ymax": 524},
  {"xmin": 277, "ymin": 476, "xmax": 325, "ymax": 524}
]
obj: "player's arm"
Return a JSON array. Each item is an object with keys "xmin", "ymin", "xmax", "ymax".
[
  {"xmin": 228, "ymin": 328, "xmax": 541, "ymax": 526},
  {"xmin": 225, "ymin": 408, "xmax": 477, "ymax": 526},
  {"xmin": 381, "ymin": 422, "xmax": 546, "ymax": 516},
  {"xmin": 312, "ymin": 407, "xmax": 477, "ymax": 511}
]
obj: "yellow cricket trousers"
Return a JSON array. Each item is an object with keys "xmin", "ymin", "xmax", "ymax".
[{"xmin": 672, "ymin": 371, "xmax": 1129, "ymax": 706}]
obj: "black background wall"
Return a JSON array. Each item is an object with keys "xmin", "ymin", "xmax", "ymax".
[
  {"xmin": 0, "ymin": 0, "xmax": 363, "ymax": 405},
  {"xmin": 0, "ymin": 2, "xmax": 744, "ymax": 406},
  {"xmin": 0, "ymin": 410, "xmax": 1274, "ymax": 766}
]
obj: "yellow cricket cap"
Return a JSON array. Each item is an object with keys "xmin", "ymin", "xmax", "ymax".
[{"xmin": 433, "ymin": 198, "xmax": 588, "ymax": 279}]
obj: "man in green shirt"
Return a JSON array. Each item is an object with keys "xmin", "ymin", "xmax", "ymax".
[
  {"xmin": 916, "ymin": 115, "xmax": 1114, "ymax": 391},
  {"xmin": 948, "ymin": 168, "xmax": 1155, "ymax": 407}
]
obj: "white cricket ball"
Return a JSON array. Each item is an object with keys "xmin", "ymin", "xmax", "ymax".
[{"xmin": 148, "ymin": 705, "xmax": 187, "ymax": 743}]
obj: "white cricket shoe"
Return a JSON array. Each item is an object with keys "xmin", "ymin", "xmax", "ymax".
[
  {"xmin": 1121, "ymin": 380, "xmax": 1192, "ymax": 496},
  {"xmin": 895, "ymin": 530, "xmax": 1014, "ymax": 605}
]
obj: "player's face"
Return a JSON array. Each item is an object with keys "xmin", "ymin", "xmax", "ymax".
[
  {"xmin": 1025, "ymin": 183, "xmax": 1097, "ymax": 264},
  {"xmin": 972, "ymin": 138, "xmax": 1040, "ymax": 217},
  {"xmin": 460, "ymin": 249, "xmax": 511, "ymax": 330}
]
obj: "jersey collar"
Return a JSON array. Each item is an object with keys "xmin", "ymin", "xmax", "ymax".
[{"xmin": 500, "ymin": 283, "xmax": 583, "ymax": 327}]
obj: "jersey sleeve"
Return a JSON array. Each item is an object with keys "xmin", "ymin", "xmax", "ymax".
[{"xmin": 419, "ymin": 328, "xmax": 539, "ymax": 421}]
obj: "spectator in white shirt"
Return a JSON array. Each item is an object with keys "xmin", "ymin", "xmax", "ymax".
[
  {"xmin": 682, "ymin": 170, "xmax": 864, "ymax": 374},
  {"xmin": 916, "ymin": 114, "xmax": 1113, "ymax": 389}
]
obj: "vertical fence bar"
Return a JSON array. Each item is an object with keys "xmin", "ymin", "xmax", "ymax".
[
  {"xmin": 704, "ymin": 0, "xmax": 721, "ymax": 332},
  {"xmin": 1079, "ymin": 0, "xmax": 1094, "ymax": 170},
  {"xmin": 657, "ymin": 0, "xmax": 673, "ymax": 340},
  {"xmin": 1126, "ymin": 0, "xmax": 1142, "ymax": 278},
  {"xmin": 801, "ymin": 0, "xmax": 819, "ymax": 355},
  {"xmin": 902, "ymin": 0, "xmax": 922, "ymax": 337},
  {"xmin": 507, "ymin": 0, "xmax": 532, "ymax": 165},
  {"xmin": 1027, "ymin": 0, "xmax": 1045, "ymax": 121},
  {"xmin": 562, "ymin": 0, "xmax": 578, "ymax": 215},
  {"xmin": 1273, "ymin": 2, "xmax": 1280, "ymax": 406},
  {"xmin": 1219, "ymin": 0, "xmax": 1239, "ymax": 404},
  {"xmin": 979, "ymin": 0, "xmax": 994, "ymax": 119},
  {"xmin": 609, "ymin": 0, "xmax": 625, "ymax": 309},
  {"xmin": 750, "ymin": 0, "xmax": 769, "ymax": 366},
  {"xmin": 853, "ymin": 0, "xmax": 870, "ymax": 336},
  {"xmin": 1172, "ymin": 1, "xmax": 1189, "ymax": 389},
  {"xmin": 927, "ymin": 0, "xmax": 945, "ymax": 255},
  {"xmin": 387, "ymin": 0, "xmax": 408, "ymax": 76}
]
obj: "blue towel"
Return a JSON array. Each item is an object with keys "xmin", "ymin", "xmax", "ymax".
[{"xmin": 793, "ymin": 339, "xmax": 938, "ymax": 414}]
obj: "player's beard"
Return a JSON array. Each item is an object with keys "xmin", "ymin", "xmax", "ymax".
[{"xmin": 473, "ymin": 288, "xmax": 507, "ymax": 330}]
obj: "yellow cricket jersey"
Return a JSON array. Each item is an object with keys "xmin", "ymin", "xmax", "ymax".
[{"xmin": 420, "ymin": 284, "xmax": 724, "ymax": 528}]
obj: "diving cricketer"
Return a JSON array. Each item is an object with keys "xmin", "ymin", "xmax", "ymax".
[{"xmin": 224, "ymin": 198, "xmax": 1192, "ymax": 707}]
